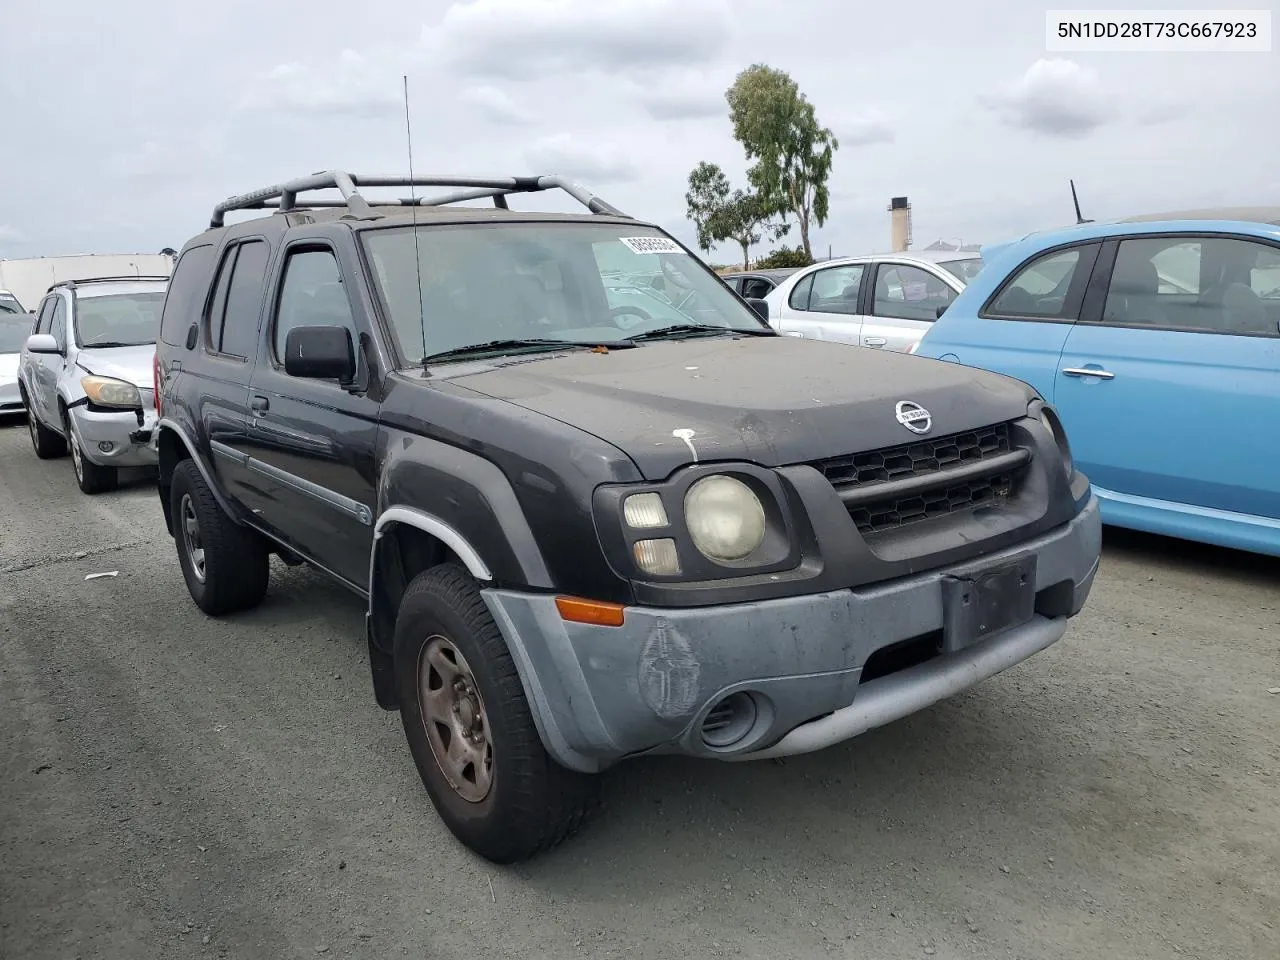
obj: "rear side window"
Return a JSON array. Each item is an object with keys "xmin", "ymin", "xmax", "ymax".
[
  {"xmin": 159, "ymin": 244, "xmax": 215, "ymax": 347},
  {"xmin": 220, "ymin": 241, "xmax": 270, "ymax": 359},
  {"xmin": 984, "ymin": 246, "xmax": 1091, "ymax": 320},
  {"xmin": 788, "ymin": 273, "xmax": 815, "ymax": 311},
  {"xmin": 205, "ymin": 239, "xmax": 269, "ymax": 360}
]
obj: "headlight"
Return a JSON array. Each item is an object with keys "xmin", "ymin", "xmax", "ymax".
[
  {"xmin": 684, "ymin": 475, "xmax": 766, "ymax": 562},
  {"xmin": 1038, "ymin": 403, "xmax": 1073, "ymax": 477},
  {"xmin": 80, "ymin": 375, "xmax": 141, "ymax": 408}
]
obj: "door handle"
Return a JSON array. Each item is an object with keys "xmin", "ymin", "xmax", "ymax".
[
  {"xmin": 1061, "ymin": 367, "xmax": 1115, "ymax": 380},
  {"xmin": 251, "ymin": 395, "xmax": 270, "ymax": 414},
  {"xmin": 864, "ymin": 337, "xmax": 887, "ymax": 347}
]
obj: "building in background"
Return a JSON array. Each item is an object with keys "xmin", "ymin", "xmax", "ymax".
[{"xmin": 888, "ymin": 196, "xmax": 912, "ymax": 251}]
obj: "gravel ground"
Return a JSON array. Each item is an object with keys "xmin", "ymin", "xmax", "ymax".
[{"xmin": 1, "ymin": 415, "xmax": 1277, "ymax": 960}]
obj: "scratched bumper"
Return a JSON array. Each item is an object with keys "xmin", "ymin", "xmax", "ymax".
[{"xmin": 482, "ymin": 495, "xmax": 1101, "ymax": 774}]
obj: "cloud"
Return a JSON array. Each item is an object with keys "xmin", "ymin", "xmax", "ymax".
[
  {"xmin": 431, "ymin": 0, "xmax": 732, "ymax": 80},
  {"xmin": 238, "ymin": 49, "xmax": 403, "ymax": 118},
  {"xmin": 987, "ymin": 58, "xmax": 1110, "ymax": 137},
  {"xmin": 629, "ymin": 69, "xmax": 729, "ymax": 121},
  {"xmin": 523, "ymin": 134, "xmax": 638, "ymax": 184},
  {"xmin": 0, "ymin": 225, "xmax": 25, "ymax": 243},
  {"xmin": 459, "ymin": 85, "xmax": 536, "ymax": 125},
  {"xmin": 834, "ymin": 110, "xmax": 895, "ymax": 147}
]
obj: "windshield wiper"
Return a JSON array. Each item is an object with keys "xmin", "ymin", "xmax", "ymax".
[
  {"xmin": 81, "ymin": 340, "xmax": 141, "ymax": 349},
  {"xmin": 422, "ymin": 338, "xmax": 636, "ymax": 364},
  {"xmin": 629, "ymin": 323, "xmax": 776, "ymax": 341}
]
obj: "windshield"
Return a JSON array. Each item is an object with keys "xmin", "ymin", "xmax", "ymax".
[
  {"xmin": 938, "ymin": 257, "xmax": 984, "ymax": 283},
  {"xmin": 73, "ymin": 291, "xmax": 165, "ymax": 348},
  {"xmin": 0, "ymin": 314, "xmax": 33, "ymax": 352},
  {"xmin": 360, "ymin": 222, "xmax": 768, "ymax": 362},
  {"xmin": 0, "ymin": 294, "xmax": 24, "ymax": 315}
]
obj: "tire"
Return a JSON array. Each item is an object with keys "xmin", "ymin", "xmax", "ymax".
[
  {"xmin": 63, "ymin": 412, "xmax": 118, "ymax": 495},
  {"xmin": 26, "ymin": 403, "xmax": 66, "ymax": 460},
  {"xmin": 393, "ymin": 563, "xmax": 600, "ymax": 863},
  {"xmin": 170, "ymin": 459, "xmax": 270, "ymax": 615}
]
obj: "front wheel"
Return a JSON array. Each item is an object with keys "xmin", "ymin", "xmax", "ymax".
[
  {"xmin": 394, "ymin": 564, "xmax": 600, "ymax": 863},
  {"xmin": 170, "ymin": 459, "xmax": 270, "ymax": 615},
  {"xmin": 64, "ymin": 414, "xmax": 118, "ymax": 495}
]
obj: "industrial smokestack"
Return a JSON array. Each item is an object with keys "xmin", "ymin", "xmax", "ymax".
[{"xmin": 888, "ymin": 196, "xmax": 912, "ymax": 252}]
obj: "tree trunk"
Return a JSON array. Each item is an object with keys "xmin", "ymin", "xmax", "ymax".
[
  {"xmin": 739, "ymin": 239, "xmax": 750, "ymax": 270},
  {"xmin": 798, "ymin": 214, "xmax": 811, "ymax": 260}
]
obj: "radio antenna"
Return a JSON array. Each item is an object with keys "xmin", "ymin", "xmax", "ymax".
[
  {"xmin": 1070, "ymin": 179, "xmax": 1091, "ymax": 224},
  {"xmin": 403, "ymin": 74, "xmax": 428, "ymax": 367}
]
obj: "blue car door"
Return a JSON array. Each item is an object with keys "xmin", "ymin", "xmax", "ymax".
[
  {"xmin": 929, "ymin": 242, "xmax": 1100, "ymax": 402},
  {"xmin": 1053, "ymin": 233, "xmax": 1280, "ymax": 519}
]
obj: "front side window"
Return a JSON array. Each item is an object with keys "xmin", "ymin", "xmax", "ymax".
[
  {"xmin": 274, "ymin": 249, "xmax": 356, "ymax": 366},
  {"xmin": 73, "ymin": 292, "xmax": 165, "ymax": 348},
  {"xmin": 1100, "ymin": 235, "xmax": 1280, "ymax": 337},
  {"xmin": 361, "ymin": 223, "xmax": 767, "ymax": 361},
  {"xmin": 872, "ymin": 264, "xmax": 957, "ymax": 321},
  {"xmin": 49, "ymin": 296, "xmax": 67, "ymax": 350},
  {"xmin": 986, "ymin": 247, "xmax": 1086, "ymax": 319},
  {"xmin": 0, "ymin": 314, "xmax": 32, "ymax": 352}
]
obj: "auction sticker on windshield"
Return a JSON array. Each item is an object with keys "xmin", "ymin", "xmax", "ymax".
[{"xmin": 619, "ymin": 236, "xmax": 686, "ymax": 256}]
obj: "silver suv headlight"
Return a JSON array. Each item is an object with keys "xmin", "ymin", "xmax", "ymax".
[{"xmin": 684, "ymin": 474, "xmax": 767, "ymax": 561}]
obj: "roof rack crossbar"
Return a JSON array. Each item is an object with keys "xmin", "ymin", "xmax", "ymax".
[{"xmin": 210, "ymin": 170, "xmax": 629, "ymax": 228}]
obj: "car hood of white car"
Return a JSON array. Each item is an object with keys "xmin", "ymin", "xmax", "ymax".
[
  {"xmin": 0, "ymin": 352, "xmax": 19, "ymax": 383},
  {"xmin": 75, "ymin": 344, "xmax": 155, "ymax": 389}
]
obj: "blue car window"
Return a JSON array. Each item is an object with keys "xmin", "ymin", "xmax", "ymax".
[
  {"xmin": 985, "ymin": 248, "xmax": 1084, "ymax": 319},
  {"xmin": 1100, "ymin": 236, "xmax": 1280, "ymax": 338}
]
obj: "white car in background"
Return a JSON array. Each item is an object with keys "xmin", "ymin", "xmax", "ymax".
[
  {"xmin": 1, "ymin": 310, "xmax": 35, "ymax": 416},
  {"xmin": 761, "ymin": 250, "xmax": 984, "ymax": 352}
]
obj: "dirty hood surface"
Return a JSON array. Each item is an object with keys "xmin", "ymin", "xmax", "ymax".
[
  {"xmin": 449, "ymin": 336, "xmax": 1037, "ymax": 480},
  {"xmin": 75, "ymin": 344, "xmax": 156, "ymax": 389}
]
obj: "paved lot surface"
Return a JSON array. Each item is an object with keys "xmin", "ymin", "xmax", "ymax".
[{"xmin": 1, "ymin": 415, "xmax": 1277, "ymax": 960}]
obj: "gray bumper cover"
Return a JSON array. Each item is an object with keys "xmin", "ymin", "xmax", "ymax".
[{"xmin": 483, "ymin": 495, "xmax": 1102, "ymax": 773}]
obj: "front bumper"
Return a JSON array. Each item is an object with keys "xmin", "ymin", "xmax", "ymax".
[
  {"xmin": 68, "ymin": 403, "xmax": 159, "ymax": 468},
  {"xmin": 483, "ymin": 494, "xmax": 1102, "ymax": 774}
]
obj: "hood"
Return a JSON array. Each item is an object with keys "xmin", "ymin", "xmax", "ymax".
[
  {"xmin": 74, "ymin": 343, "xmax": 155, "ymax": 388},
  {"xmin": 448, "ymin": 336, "xmax": 1037, "ymax": 480},
  {"xmin": 0, "ymin": 352, "xmax": 18, "ymax": 382}
]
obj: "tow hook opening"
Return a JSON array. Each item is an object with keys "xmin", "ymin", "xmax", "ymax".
[{"xmin": 700, "ymin": 692, "xmax": 759, "ymax": 748}]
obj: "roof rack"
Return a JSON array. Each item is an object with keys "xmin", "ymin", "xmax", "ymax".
[
  {"xmin": 50, "ymin": 275, "xmax": 171, "ymax": 290},
  {"xmin": 209, "ymin": 170, "xmax": 630, "ymax": 229}
]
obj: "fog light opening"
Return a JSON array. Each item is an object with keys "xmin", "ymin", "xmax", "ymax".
[
  {"xmin": 700, "ymin": 692, "xmax": 758, "ymax": 749},
  {"xmin": 98, "ymin": 441, "xmax": 114, "ymax": 453}
]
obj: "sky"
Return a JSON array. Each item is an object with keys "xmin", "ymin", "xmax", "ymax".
[{"xmin": 0, "ymin": 0, "xmax": 1277, "ymax": 266}]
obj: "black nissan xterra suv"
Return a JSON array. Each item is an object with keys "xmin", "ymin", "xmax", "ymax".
[{"xmin": 152, "ymin": 171, "xmax": 1102, "ymax": 864}]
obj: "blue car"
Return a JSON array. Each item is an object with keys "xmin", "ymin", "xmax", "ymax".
[{"xmin": 914, "ymin": 207, "xmax": 1280, "ymax": 557}]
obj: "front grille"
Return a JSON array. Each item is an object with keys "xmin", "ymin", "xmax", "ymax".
[{"xmin": 812, "ymin": 422, "xmax": 1023, "ymax": 536}]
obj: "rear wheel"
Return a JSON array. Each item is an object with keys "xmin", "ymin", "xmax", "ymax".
[
  {"xmin": 26, "ymin": 403, "xmax": 66, "ymax": 460},
  {"xmin": 170, "ymin": 459, "xmax": 270, "ymax": 615},
  {"xmin": 393, "ymin": 563, "xmax": 600, "ymax": 863},
  {"xmin": 64, "ymin": 413, "xmax": 118, "ymax": 495}
]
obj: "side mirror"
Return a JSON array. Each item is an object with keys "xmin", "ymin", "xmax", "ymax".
[
  {"xmin": 25, "ymin": 333, "xmax": 60, "ymax": 355},
  {"xmin": 283, "ymin": 325, "xmax": 354, "ymax": 382},
  {"xmin": 746, "ymin": 298, "xmax": 770, "ymax": 321}
]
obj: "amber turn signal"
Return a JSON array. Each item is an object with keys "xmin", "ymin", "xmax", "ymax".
[{"xmin": 555, "ymin": 596, "xmax": 625, "ymax": 627}]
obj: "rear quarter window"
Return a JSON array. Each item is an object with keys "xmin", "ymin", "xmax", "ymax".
[{"xmin": 159, "ymin": 243, "xmax": 216, "ymax": 347}]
